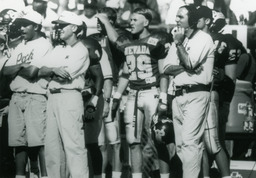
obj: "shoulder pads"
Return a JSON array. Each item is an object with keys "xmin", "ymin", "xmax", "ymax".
[
  {"xmin": 148, "ymin": 31, "xmax": 173, "ymax": 60},
  {"xmin": 82, "ymin": 37, "xmax": 103, "ymax": 66}
]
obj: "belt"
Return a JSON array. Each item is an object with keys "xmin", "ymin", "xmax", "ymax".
[
  {"xmin": 175, "ymin": 84, "xmax": 211, "ymax": 97},
  {"xmin": 131, "ymin": 86, "xmax": 159, "ymax": 91},
  {"xmin": 49, "ymin": 88, "xmax": 81, "ymax": 94},
  {"xmin": 14, "ymin": 91, "xmax": 46, "ymax": 96}
]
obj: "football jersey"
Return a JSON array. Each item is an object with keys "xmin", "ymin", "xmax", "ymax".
[
  {"xmin": 116, "ymin": 34, "xmax": 168, "ymax": 90},
  {"xmin": 89, "ymin": 33, "xmax": 115, "ymax": 78},
  {"xmin": 211, "ymin": 32, "xmax": 246, "ymax": 101},
  {"xmin": 110, "ymin": 27, "xmax": 132, "ymax": 85},
  {"xmin": 83, "ymin": 49, "xmax": 112, "ymax": 91},
  {"xmin": 89, "ymin": 28, "xmax": 130, "ymax": 86},
  {"xmin": 211, "ymin": 33, "xmax": 245, "ymax": 70}
]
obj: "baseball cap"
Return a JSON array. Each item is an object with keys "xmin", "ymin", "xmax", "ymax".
[
  {"xmin": 16, "ymin": 8, "xmax": 42, "ymax": 25},
  {"xmin": 52, "ymin": 11, "xmax": 83, "ymax": 26},
  {"xmin": 128, "ymin": 0, "xmax": 146, "ymax": 5},
  {"xmin": 197, "ymin": 6, "xmax": 213, "ymax": 20},
  {"xmin": 84, "ymin": 0, "xmax": 97, "ymax": 8}
]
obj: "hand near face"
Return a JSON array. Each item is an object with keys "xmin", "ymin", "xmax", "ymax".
[
  {"xmin": 172, "ymin": 27, "xmax": 185, "ymax": 44},
  {"xmin": 95, "ymin": 13, "xmax": 109, "ymax": 26}
]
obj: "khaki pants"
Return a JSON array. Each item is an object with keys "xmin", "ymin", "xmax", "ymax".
[
  {"xmin": 45, "ymin": 91, "xmax": 88, "ymax": 178},
  {"xmin": 173, "ymin": 91, "xmax": 210, "ymax": 178}
]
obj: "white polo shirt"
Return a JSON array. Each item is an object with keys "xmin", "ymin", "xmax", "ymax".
[
  {"xmin": 164, "ymin": 30, "xmax": 215, "ymax": 86},
  {"xmin": 35, "ymin": 41, "xmax": 90, "ymax": 91}
]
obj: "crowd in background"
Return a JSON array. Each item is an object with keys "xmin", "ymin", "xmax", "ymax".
[
  {"xmin": 1, "ymin": 0, "xmax": 256, "ymax": 28},
  {"xmin": 1, "ymin": 0, "xmax": 256, "ymax": 178}
]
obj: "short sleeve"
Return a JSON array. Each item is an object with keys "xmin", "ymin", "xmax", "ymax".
[{"xmin": 100, "ymin": 49, "xmax": 113, "ymax": 79}]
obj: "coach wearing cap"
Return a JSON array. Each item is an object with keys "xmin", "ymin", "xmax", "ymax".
[
  {"xmin": 3, "ymin": 8, "xmax": 52, "ymax": 178},
  {"xmin": 163, "ymin": 4, "xmax": 215, "ymax": 178},
  {"xmin": 36, "ymin": 11, "xmax": 90, "ymax": 178}
]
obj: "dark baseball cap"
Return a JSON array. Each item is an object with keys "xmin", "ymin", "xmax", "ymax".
[
  {"xmin": 128, "ymin": 0, "xmax": 147, "ymax": 5},
  {"xmin": 197, "ymin": 6, "xmax": 213, "ymax": 20},
  {"xmin": 84, "ymin": 0, "xmax": 97, "ymax": 8}
]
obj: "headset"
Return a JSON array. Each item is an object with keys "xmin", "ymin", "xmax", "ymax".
[{"xmin": 181, "ymin": 4, "xmax": 200, "ymax": 29}]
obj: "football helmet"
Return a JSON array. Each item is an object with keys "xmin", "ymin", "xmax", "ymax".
[
  {"xmin": 151, "ymin": 114, "xmax": 174, "ymax": 144},
  {"xmin": 0, "ymin": 9, "xmax": 17, "ymax": 25},
  {"xmin": 0, "ymin": 9, "xmax": 21, "ymax": 39},
  {"xmin": 210, "ymin": 10, "xmax": 226, "ymax": 33}
]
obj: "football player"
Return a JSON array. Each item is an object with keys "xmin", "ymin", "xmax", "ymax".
[
  {"xmin": 0, "ymin": 8, "xmax": 22, "ymax": 53},
  {"xmin": 96, "ymin": 7, "xmax": 171, "ymax": 178},
  {"xmin": 89, "ymin": 7, "xmax": 131, "ymax": 178},
  {"xmin": 82, "ymin": 36, "xmax": 113, "ymax": 178},
  {"xmin": 197, "ymin": 6, "xmax": 247, "ymax": 178},
  {"xmin": 210, "ymin": 9, "xmax": 246, "ymax": 158}
]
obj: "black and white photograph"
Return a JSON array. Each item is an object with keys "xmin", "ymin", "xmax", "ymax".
[{"xmin": 0, "ymin": 0, "xmax": 256, "ymax": 178}]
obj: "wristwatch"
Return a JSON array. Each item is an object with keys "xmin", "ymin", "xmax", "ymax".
[
  {"xmin": 104, "ymin": 98, "xmax": 111, "ymax": 103},
  {"xmin": 175, "ymin": 40, "xmax": 182, "ymax": 47}
]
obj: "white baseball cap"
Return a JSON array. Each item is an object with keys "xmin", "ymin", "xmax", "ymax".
[
  {"xmin": 52, "ymin": 11, "xmax": 83, "ymax": 26},
  {"xmin": 16, "ymin": 8, "xmax": 42, "ymax": 24}
]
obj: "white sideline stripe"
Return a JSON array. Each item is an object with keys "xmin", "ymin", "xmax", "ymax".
[{"xmin": 230, "ymin": 160, "xmax": 256, "ymax": 170}]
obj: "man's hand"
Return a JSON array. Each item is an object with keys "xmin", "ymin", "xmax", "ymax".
[
  {"xmin": 95, "ymin": 13, "xmax": 109, "ymax": 26},
  {"xmin": 53, "ymin": 67, "xmax": 71, "ymax": 80},
  {"xmin": 172, "ymin": 27, "xmax": 185, "ymax": 45},
  {"xmin": 111, "ymin": 98, "xmax": 120, "ymax": 119},
  {"xmin": 102, "ymin": 101, "xmax": 110, "ymax": 118},
  {"xmin": 186, "ymin": 65, "xmax": 204, "ymax": 75},
  {"xmin": 52, "ymin": 76, "xmax": 68, "ymax": 83}
]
